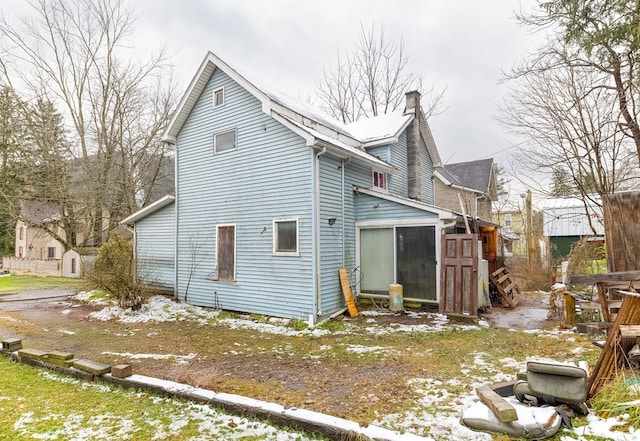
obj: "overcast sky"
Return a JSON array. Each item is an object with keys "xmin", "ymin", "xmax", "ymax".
[{"xmin": 3, "ymin": 0, "xmax": 544, "ymax": 169}]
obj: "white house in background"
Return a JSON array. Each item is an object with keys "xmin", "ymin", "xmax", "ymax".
[{"xmin": 14, "ymin": 201, "xmax": 63, "ymax": 260}]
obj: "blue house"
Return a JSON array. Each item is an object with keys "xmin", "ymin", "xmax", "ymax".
[{"xmin": 123, "ymin": 51, "xmax": 472, "ymax": 324}]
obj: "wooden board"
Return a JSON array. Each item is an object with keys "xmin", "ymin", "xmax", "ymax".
[
  {"xmin": 489, "ymin": 267, "xmax": 520, "ymax": 308},
  {"xmin": 476, "ymin": 385, "xmax": 517, "ymax": 422},
  {"xmin": 338, "ymin": 268, "xmax": 359, "ymax": 317}
]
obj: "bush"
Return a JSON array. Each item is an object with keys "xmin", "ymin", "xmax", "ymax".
[{"xmin": 87, "ymin": 233, "xmax": 147, "ymax": 310}]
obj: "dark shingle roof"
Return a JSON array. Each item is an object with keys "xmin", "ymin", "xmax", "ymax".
[
  {"xmin": 19, "ymin": 201, "xmax": 60, "ymax": 224},
  {"xmin": 443, "ymin": 158, "xmax": 494, "ymax": 193}
]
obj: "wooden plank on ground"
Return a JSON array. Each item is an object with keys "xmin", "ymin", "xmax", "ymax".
[
  {"xmin": 338, "ymin": 268, "xmax": 359, "ymax": 317},
  {"xmin": 476, "ymin": 385, "xmax": 517, "ymax": 422}
]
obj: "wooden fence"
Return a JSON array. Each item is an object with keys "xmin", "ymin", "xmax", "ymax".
[{"xmin": 2, "ymin": 257, "xmax": 61, "ymax": 276}]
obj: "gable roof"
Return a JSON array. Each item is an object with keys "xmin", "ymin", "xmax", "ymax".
[
  {"xmin": 163, "ymin": 52, "xmax": 409, "ymax": 174},
  {"xmin": 19, "ymin": 201, "xmax": 60, "ymax": 224},
  {"xmin": 120, "ymin": 195, "xmax": 175, "ymax": 225},
  {"xmin": 437, "ymin": 158, "xmax": 495, "ymax": 195}
]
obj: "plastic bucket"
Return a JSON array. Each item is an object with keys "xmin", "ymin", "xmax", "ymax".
[{"xmin": 388, "ymin": 284, "xmax": 403, "ymax": 312}]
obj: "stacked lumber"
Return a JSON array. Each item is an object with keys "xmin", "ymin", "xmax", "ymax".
[{"xmin": 587, "ymin": 290, "xmax": 640, "ymax": 398}]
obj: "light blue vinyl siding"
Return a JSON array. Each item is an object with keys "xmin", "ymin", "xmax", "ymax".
[
  {"xmin": 366, "ymin": 131, "xmax": 409, "ymax": 198},
  {"xmin": 354, "ymin": 192, "xmax": 439, "ymax": 221},
  {"xmin": 175, "ymin": 68, "xmax": 315, "ymax": 320},
  {"xmin": 135, "ymin": 203, "xmax": 175, "ymax": 291}
]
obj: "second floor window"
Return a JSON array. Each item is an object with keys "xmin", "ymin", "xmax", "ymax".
[
  {"xmin": 373, "ymin": 170, "xmax": 387, "ymax": 191},
  {"xmin": 505, "ymin": 214, "xmax": 512, "ymax": 228},
  {"xmin": 19, "ymin": 226, "xmax": 24, "ymax": 240},
  {"xmin": 214, "ymin": 129, "xmax": 237, "ymax": 154}
]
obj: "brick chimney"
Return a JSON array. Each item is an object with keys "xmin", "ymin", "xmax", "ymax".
[{"xmin": 405, "ymin": 91, "xmax": 421, "ymax": 200}]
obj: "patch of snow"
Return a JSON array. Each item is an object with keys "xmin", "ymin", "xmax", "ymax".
[
  {"xmin": 101, "ymin": 351, "xmax": 197, "ymax": 364},
  {"xmin": 57, "ymin": 329, "xmax": 76, "ymax": 335},
  {"xmin": 89, "ymin": 295, "xmax": 220, "ymax": 324},
  {"xmin": 345, "ymin": 345, "xmax": 388, "ymax": 354}
]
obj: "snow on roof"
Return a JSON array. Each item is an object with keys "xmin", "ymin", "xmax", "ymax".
[
  {"xmin": 164, "ymin": 52, "xmax": 420, "ymax": 168},
  {"xmin": 344, "ymin": 112, "xmax": 413, "ymax": 144}
]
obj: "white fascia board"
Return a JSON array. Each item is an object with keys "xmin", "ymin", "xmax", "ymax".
[
  {"xmin": 270, "ymin": 113, "xmax": 316, "ymax": 145},
  {"xmin": 163, "ymin": 52, "xmax": 272, "ymax": 143},
  {"xmin": 353, "ymin": 186, "xmax": 457, "ymax": 220},
  {"xmin": 361, "ymin": 115, "xmax": 413, "ymax": 148},
  {"xmin": 120, "ymin": 195, "xmax": 175, "ymax": 225}
]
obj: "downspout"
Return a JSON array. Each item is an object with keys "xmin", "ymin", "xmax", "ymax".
[
  {"xmin": 341, "ymin": 159, "xmax": 345, "ymax": 268},
  {"xmin": 315, "ymin": 147, "xmax": 327, "ymax": 320},
  {"xmin": 173, "ymin": 141, "xmax": 179, "ymax": 301}
]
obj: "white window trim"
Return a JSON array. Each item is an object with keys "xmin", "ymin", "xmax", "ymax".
[
  {"xmin": 213, "ymin": 128, "xmax": 237, "ymax": 154},
  {"xmin": 216, "ymin": 223, "xmax": 236, "ymax": 282},
  {"xmin": 504, "ymin": 213, "xmax": 512, "ymax": 228},
  {"xmin": 213, "ymin": 87, "xmax": 225, "ymax": 108},
  {"xmin": 372, "ymin": 170, "xmax": 388, "ymax": 193},
  {"xmin": 273, "ymin": 218, "xmax": 299, "ymax": 256}
]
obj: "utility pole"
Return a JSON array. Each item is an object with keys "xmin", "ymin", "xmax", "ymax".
[{"xmin": 526, "ymin": 189, "xmax": 534, "ymax": 269}]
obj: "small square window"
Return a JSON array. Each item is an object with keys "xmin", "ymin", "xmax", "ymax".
[
  {"xmin": 373, "ymin": 170, "xmax": 387, "ymax": 190},
  {"xmin": 274, "ymin": 219, "xmax": 298, "ymax": 255},
  {"xmin": 213, "ymin": 88, "xmax": 224, "ymax": 108},
  {"xmin": 214, "ymin": 129, "xmax": 237, "ymax": 154}
]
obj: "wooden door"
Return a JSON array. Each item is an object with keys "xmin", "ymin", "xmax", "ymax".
[{"xmin": 440, "ymin": 234, "xmax": 478, "ymax": 316}]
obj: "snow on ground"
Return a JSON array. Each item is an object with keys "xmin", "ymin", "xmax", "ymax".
[
  {"xmin": 76, "ymin": 293, "xmax": 638, "ymax": 440},
  {"xmin": 12, "ymin": 370, "xmax": 318, "ymax": 441},
  {"xmin": 101, "ymin": 351, "xmax": 197, "ymax": 365}
]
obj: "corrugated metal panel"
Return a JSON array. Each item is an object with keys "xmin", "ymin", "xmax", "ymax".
[
  {"xmin": 175, "ymin": 67, "xmax": 316, "ymax": 321},
  {"xmin": 542, "ymin": 198, "xmax": 605, "ymax": 236},
  {"xmin": 135, "ymin": 203, "xmax": 175, "ymax": 290}
]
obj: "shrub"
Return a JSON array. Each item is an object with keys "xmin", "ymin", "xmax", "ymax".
[{"xmin": 86, "ymin": 233, "xmax": 147, "ymax": 310}]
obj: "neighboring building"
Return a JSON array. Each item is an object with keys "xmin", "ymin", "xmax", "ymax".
[
  {"xmin": 541, "ymin": 197, "xmax": 604, "ymax": 261},
  {"xmin": 61, "ymin": 248, "xmax": 99, "ymax": 278},
  {"xmin": 434, "ymin": 158, "xmax": 498, "ymax": 222},
  {"xmin": 492, "ymin": 205, "xmax": 527, "ymax": 257},
  {"xmin": 14, "ymin": 201, "xmax": 64, "ymax": 261},
  {"xmin": 123, "ymin": 51, "xmax": 485, "ymax": 323}
]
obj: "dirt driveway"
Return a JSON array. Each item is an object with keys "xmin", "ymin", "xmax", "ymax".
[{"xmin": 0, "ymin": 288, "xmax": 576, "ymax": 427}]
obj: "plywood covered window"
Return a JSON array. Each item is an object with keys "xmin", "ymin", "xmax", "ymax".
[
  {"xmin": 213, "ymin": 129, "xmax": 237, "ymax": 154},
  {"xmin": 273, "ymin": 219, "xmax": 298, "ymax": 255},
  {"xmin": 217, "ymin": 225, "xmax": 235, "ymax": 281}
]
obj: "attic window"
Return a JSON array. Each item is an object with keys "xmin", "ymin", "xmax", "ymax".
[
  {"xmin": 373, "ymin": 170, "xmax": 387, "ymax": 191},
  {"xmin": 214, "ymin": 129, "xmax": 237, "ymax": 154},
  {"xmin": 213, "ymin": 87, "xmax": 224, "ymax": 108},
  {"xmin": 505, "ymin": 214, "xmax": 512, "ymax": 228}
]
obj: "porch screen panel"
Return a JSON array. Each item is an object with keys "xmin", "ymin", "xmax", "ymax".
[
  {"xmin": 396, "ymin": 226, "xmax": 436, "ymax": 300},
  {"xmin": 360, "ymin": 228, "xmax": 394, "ymax": 294}
]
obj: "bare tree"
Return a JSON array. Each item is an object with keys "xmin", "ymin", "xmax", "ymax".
[
  {"xmin": 316, "ymin": 23, "xmax": 445, "ymax": 123},
  {"xmin": 0, "ymin": 0, "xmax": 177, "ymax": 246},
  {"xmin": 501, "ymin": 51, "xmax": 637, "ymax": 232},
  {"xmin": 517, "ymin": 0, "xmax": 640, "ymax": 165}
]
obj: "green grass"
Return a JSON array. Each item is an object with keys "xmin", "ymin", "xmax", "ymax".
[
  {"xmin": 0, "ymin": 274, "xmax": 86, "ymax": 293},
  {"xmin": 0, "ymin": 357, "xmax": 325, "ymax": 440}
]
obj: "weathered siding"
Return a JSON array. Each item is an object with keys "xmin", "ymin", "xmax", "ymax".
[
  {"xmin": 175, "ymin": 68, "xmax": 315, "ymax": 320},
  {"xmin": 318, "ymin": 155, "xmax": 346, "ymax": 318},
  {"xmin": 354, "ymin": 192, "xmax": 439, "ymax": 222},
  {"xmin": 136, "ymin": 203, "xmax": 175, "ymax": 291},
  {"xmin": 418, "ymin": 133, "xmax": 435, "ymax": 204}
]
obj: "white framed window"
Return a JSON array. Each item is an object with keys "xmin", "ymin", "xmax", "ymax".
[
  {"xmin": 216, "ymin": 224, "xmax": 236, "ymax": 281},
  {"xmin": 504, "ymin": 214, "xmax": 512, "ymax": 228},
  {"xmin": 214, "ymin": 129, "xmax": 237, "ymax": 154},
  {"xmin": 213, "ymin": 87, "xmax": 225, "ymax": 108},
  {"xmin": 372, "ymin": 170, "xmax": 387, "ymax": 191},
  {"xmin": 273, "ymin": 218, "xmax": 299, "ymax": 255}
]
